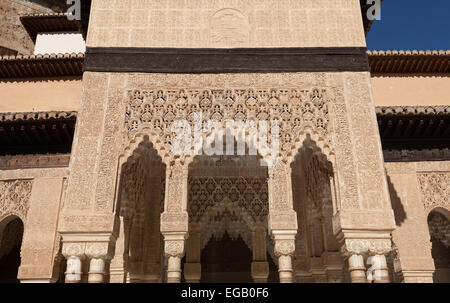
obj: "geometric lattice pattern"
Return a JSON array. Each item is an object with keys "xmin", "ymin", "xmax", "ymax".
[{"xmin": 188, "ymin": 176, "xmax": 268, "ymax": 223}]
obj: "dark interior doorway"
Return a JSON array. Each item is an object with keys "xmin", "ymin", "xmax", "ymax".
[
  {"xmin": 200, "ymin": 233, "xmax": 252, "ymax": 283},
  {"xmin": 0, "ymin": 218, "xmax": 24, "ymax": 283}
]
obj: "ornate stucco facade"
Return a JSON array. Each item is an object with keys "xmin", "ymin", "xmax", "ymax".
[{"xmin": 0, "ymin": 0, "xmax": 448, "ymax": 283}]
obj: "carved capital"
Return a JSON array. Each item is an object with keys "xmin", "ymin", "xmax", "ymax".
[
  {"xmin": 62, "ymin": 242, "xmax": 86, "ymax": 259},
  {"xmin": 85, "ymin": 242, "xmax": 114, "ymax": 260},
  {"xmin": 341, "ymin": 238, "xmax": 392, "ymax": 257},
  {"xmin": 274, "ymin": 239, "xmax": 296, "ymax": 257},
  {"xmin": 164, "ymin": 240, "xmax": 185, "ymax": 258}
]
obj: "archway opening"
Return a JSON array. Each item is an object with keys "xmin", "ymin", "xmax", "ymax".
[
  {"xmin": 0, "ymin": 216, "xmax": 24, "ymax": 283},
  {"xmin": 185, "ymin": 150, "xmax": 277, "ymax": 283},
  {"xmin": 201, "ymin": 232, "xmax": 252, "ymax": 283},
  {"xmin": 114, "ymin": 137, "xmax": 166, "ymax": 283},
  {"xmin": 291, "ymin": 138, "xmax": 344, "ymax": 283},
  {"xmin": 428, "ymin": 210, "xmax": 450, "ymax": 283}
]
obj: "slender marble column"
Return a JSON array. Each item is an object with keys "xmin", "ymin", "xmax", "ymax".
[
  {"xmin": 88, "ymin": 258, "xmax": 107, "ymax": 283},
  {"xmin": 65, "ymin": 255, "xmax": 84, "ymax": 283},
  {"xmin": 62, "ymin": 243, "xmax": 86, "ymax": 283},
  {"xmin": 86, "ymin": 242, "xmax": 113, "ymax": 283},
  {"xmin": 372, "ymin": 254, "xmax": 390, "ymax": 283},
  {"xmin": 348, "ymin": 254, "xmax": 367, "ymax": 283},
  {"xmin": 163, "ymin": 234, "xmax": 186, "ymax": 283},
  {"xmin": 273, "ymin": 233, "xmax": 296, "ymax": 283}
]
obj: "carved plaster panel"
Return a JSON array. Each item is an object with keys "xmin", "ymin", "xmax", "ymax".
[{"xmin": 0, "ymin": 180, "xmax": 32, "ymax": 222}]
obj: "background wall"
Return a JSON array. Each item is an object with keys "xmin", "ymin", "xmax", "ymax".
[
  {"xmin": 371, "ymin": 76, "xmax": 450, "ymax": 107},
  {"xmin": 0, "ymin": 0, "xmax": 54, "ymax": 55},
  {"xmin": 0, "ymin": 78, "xmax": 81, "ymax": 112},
  {"xmin": 87, "ymin": 0, "xmax": 366, "ymax": 48},
  {"xmin": 385, "ymin": 161, "xmax": 450, "ymax": 282}
]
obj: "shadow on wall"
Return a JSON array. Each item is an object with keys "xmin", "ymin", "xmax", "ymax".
[{"xmin": 387, "ymin": 175, "xmax": 407, "ymax": 226}]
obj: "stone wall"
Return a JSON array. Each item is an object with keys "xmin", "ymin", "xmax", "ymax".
[
  {"xmin": 0, "ymin": 162, "xmax": 69, "ymax": 282},
  {"xmin": 87, "ymin": 0, "xmax": 366, "ymax": 48},
  {"xmin": 0, "ymin": 0, "xmax": 53, "ymax": 55},
  {"xmin": 371, "ymin": 76, "xmax": 450, "ymax": 107},
  {"xmin": 385, "ymin": 161, "xmax": 450, "ymax": 282},
  {"xmin": 0, "ymin": 77, "xmax": 82, "ymax": 112}
]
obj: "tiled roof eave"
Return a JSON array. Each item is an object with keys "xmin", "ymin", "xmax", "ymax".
[
  {"xmin": 20, "ymin": 13, "xmax": 83, "ymax": 42},
  {"xmin": 375, "ymin": 106, "xmax": 450, "ymax": 116},
  {"xmin": 0, "ymin": 111, "xmax": 77, "ymax": 122},
  {"xmin": 368, "ymin": 50, "xmax": 450, "ymax": 74},
  {"xmin": 0, "ymin": 53, "xmax": 84, "ymax": 79}
]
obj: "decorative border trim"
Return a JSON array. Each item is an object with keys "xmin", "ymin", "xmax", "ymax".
[{"xmin": 84, "ymin": 47, "xmax": 369, "ymax": 74}]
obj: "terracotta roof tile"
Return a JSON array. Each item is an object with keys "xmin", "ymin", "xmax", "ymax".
[
  {"xmin": 0, "ymin": 111, "xmax": 77, "ymax": 122},
  {"xmin": 368, "ymin": 50, "xmax": 450, "ymax": 74},
  {"xmin": 375, "ymin": 106, "xmax": 450, "ymax": 115},
  {"xmin": 0, "ymin": 53, "xmax": 84, "ymax": 79}
]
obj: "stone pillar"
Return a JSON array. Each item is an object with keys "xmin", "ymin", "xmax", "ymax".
[
  {"xmin": 322, "ymin": 252, "xmax": 344, "ymax": 283},
  {"xmin": 164, "ymin": 235, "xmax": 186, "ymax": 283},
  {"xmin": 86, "ymin": 242, "xmax": 113, "ymax": 283},
  {"xmin": 370, "ymin": 254, "xmax": 390, "ymax": 283},
  {"xmin": 184, "ymin": 263, "xmax": 202, "ymax": 283},
  {"xmin": 251, "ymin": 262, "xmax": 270, "ymax": 283},
  {"xmin": 310, "ymin": 257, "xmax": 327, "ymax": 282},
  {"xmin": 348, "ymin": 254, "xmax": 366, "ymax": 283},
  {"xmin": 340, "ymin": 237, "xmax": 392, "ymax": 283},
  {"xmin": 251, "ymin": 227, "xmax": 269, "ymax": 283},
  {"xmin": 161, "ymin": 161, "xmax": 189, "ymax": 283},
  {"xmin": 62, "ymin": 243, "xmax": 86, "ymax": 283},
  {"xmin": 184, "ymin": 231, "xmax": 201, "ymax": 283},
  {"xmin": 273, "ymin": 234, "xmax": 296, "ymax": 283},
  {"xmin": 109, "ymin": 216, "xmax": 129, "ymax": 283},
  {"xmin": 268, "ymin": 161, "xmax": 298, "ymax": 283}
]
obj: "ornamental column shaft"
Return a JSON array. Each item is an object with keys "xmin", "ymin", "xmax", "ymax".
[
  {"xmin": 348, "ymin": 254, "xmax": 367, "ymax": 283},
  {"xmin": 62, "ymin": 243, "xmax": 86, "ymax": 283},
  {"xmin": 85, "ymin": 242, "xmax": 114, "ymax": 283},
  {"xmin": 268, "ymin": 161, "xmax": 298, "ymax": 283},
  {"xmin": 161, "ymin": 161, "xmax": 189, "ymax": 283}
]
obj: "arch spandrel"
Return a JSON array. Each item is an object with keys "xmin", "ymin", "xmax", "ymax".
[{"xmin": 121, "ymin": 87, "xmax": 335, "ymax": 166}]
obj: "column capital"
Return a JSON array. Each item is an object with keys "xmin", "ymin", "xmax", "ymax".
[
  {"xmin": 273, "ymin": 234, "xmax": 296, "ymax": 258},
  {"xmin": 62, "ymin": 242, "xmax": 86, "ymax": 259},
  {"xmin": 163, "ymin": 233, "xmax": 187, "ymax": 258},
  {"xmin": 336, "ymin": 230, "xmax": 393, "ymax": 258},
  {"xmin": 340, "ymin": 238, "xmax": 392, "ymax": 257},
  {"xmin": 85, "ymin": 242, "xmax": 114, "ymax": 260}
]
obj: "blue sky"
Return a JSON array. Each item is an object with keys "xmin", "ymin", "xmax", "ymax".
[{"xmin": 366, "ymin": 0, "xmax": 450, "ymax": 50}]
